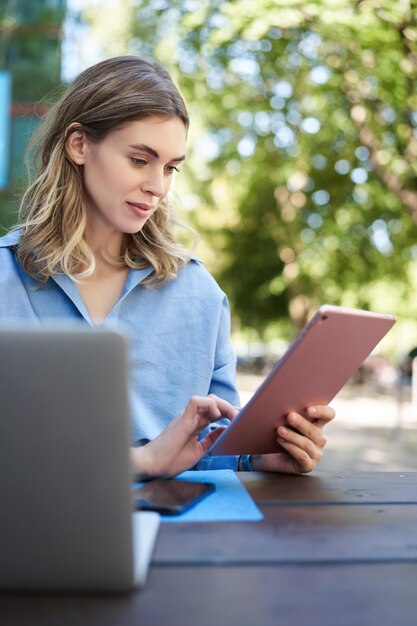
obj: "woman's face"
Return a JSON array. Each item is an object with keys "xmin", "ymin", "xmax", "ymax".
[{"xmin": 70, "ymin": 116, "xmax": 187, "ymax": 237}]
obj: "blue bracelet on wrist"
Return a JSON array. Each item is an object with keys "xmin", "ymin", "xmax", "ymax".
[{"xmin": 238, "ymin": 454, "xmax": 253, "ymax": 471}]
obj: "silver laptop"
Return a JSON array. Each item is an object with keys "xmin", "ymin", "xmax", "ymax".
[{"xmin": 0, "ymin": 327, "xmax": 160, "ymax": 592}]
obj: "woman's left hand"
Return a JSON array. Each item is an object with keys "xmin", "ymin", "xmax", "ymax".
[{"xmin": 249, "ymin": 405, "xmax": 335, "ymax": 474}]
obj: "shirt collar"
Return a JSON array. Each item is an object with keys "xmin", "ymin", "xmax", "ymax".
[{"xmin": 0, "ymin": 229, "xmax": 21, "ymax": 247}]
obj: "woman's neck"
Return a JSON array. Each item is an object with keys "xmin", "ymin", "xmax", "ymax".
[{"xmin": 84, "ymin": 224, "xmax": 126, "ymax": 269}]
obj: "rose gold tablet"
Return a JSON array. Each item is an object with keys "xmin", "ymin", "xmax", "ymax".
[{"xmin": 209, "ymin": 305, "xmax": 396, "ymax": 456}]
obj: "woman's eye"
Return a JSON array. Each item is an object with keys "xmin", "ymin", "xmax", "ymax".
[
  {"xmin": 165, "ymin": 165, "xmax": 180, "ymax": 174},
  {"xmin": 131, "ymin": 157, "xmax": 147, "ymax": 167}
]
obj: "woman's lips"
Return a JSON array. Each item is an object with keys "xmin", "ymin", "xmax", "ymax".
[{"xmin": 126, "ymin": 201, "xmax": 154, "ymax": 218}]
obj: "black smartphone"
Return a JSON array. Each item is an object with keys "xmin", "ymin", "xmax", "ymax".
[{"xmin": 132, "ymin": 479, "xmax": 215, "ymax": 515}]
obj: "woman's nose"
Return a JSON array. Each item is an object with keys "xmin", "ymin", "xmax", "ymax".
[{"xmin": 141, "ymin": 168, "xmax": 165, "ymax": 198}]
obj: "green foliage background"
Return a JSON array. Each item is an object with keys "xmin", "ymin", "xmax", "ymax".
[
  {"xmin": 82, "ymin": 0, "xmax": 417, "ymax": 347},
  {"xmin": 5, "ymin": 0, "xmax": 417, "ymax": 352}
]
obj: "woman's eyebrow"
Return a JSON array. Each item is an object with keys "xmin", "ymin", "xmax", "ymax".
[{"xmin": 129, "ymin": 143, "xmax": 186, "ymax": 162}]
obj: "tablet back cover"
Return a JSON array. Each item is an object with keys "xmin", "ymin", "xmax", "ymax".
[{"xmin": 210, "ymin": 305, "xmax": 396, "ymax": 456}]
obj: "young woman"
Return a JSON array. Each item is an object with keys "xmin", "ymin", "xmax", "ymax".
[{"xmin": 0, "ymin": 56, "xmax": 334, "ymax": 479}]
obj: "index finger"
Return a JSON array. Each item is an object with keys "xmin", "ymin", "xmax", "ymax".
[{"xmin": 208, "ymin": 394, "xmax": 240, "ymax": 422}]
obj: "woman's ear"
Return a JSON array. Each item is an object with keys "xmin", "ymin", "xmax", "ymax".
[{"xmin": 65, "ymin": 122, "xmax": 87, "ymax": 165}]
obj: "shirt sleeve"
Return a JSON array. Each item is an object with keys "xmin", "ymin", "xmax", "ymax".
[
  {"xmin": 191, "ymin": 294, "xmax": 244, "ymax": 471},
  {"xmin": 191, "ymin": 452, "xmax": 240, "ymax": 471},
  {"xmin": 207, "ymin": 294, "xmax": 241, "ymax": 406}
]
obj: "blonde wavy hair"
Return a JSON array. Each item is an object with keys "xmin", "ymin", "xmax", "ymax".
[{"xmin": 17, "ymin": 55, "xmax": 192, "ymax": 286}]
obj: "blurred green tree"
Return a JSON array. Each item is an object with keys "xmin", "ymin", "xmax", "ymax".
[{"xmin": 67, "ymin": 1, "xmax": 417, "ymax": 336}]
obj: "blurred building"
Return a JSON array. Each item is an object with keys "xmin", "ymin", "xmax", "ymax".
[{"xmin": 0, "ymin": 0, "xmax": 66, "ymax": 230}]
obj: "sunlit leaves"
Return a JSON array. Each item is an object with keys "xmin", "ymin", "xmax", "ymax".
[{"xmin": 81, "ymin": 0, "xmax": 417, "ymax": 335}]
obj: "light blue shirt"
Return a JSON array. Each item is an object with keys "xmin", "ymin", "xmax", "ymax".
[{"xmin": 0, "ymin": 229, "xmax": 242, "ymax": 470}]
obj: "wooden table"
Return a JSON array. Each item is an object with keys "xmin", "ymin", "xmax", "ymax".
[{"xmin": 1, "ymin": 471, "xmax": 417, "ymax": 626}]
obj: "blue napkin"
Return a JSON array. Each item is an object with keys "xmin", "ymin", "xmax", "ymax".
[{"xmin": 158, "ymin": 469, "xmax": 263, "ymax": 522}]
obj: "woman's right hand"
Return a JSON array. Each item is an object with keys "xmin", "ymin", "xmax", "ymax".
[{"xmin": 130, "ymin": 395, "xmax": 238, "ymax": 480}]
